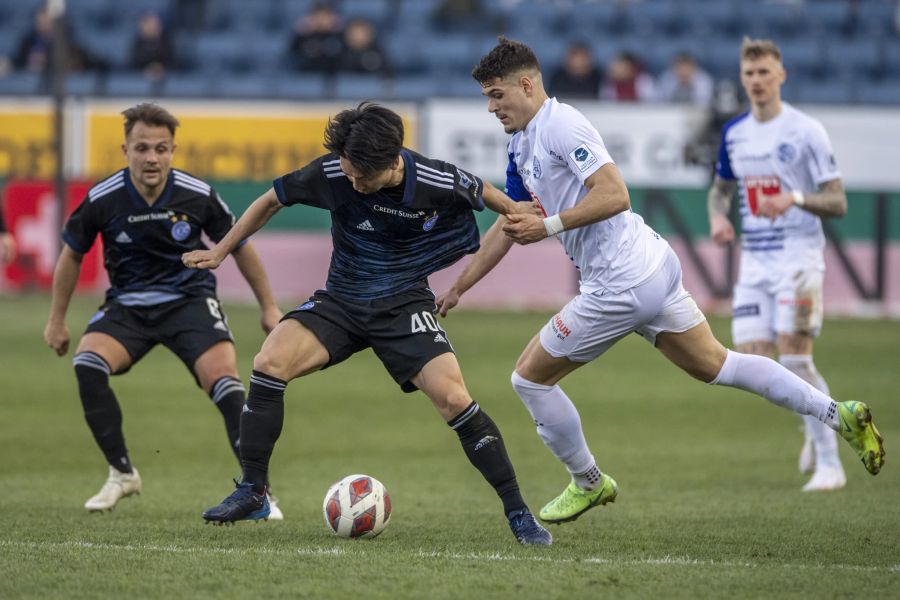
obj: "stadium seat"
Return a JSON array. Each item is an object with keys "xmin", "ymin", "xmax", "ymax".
[
  {"xmin": 0, "ymin": 72, "xmax": 43, "ymax": 96},
  {"xmin": 272, "ymin": 73, "xmax": 328, "ymax": 100},
  {"xmin": 160, "ymin": 72, "xmax": 213, "ymax": 98},
  {"xmin": 194, "ymin": 32, "xmax": 257, "ymax": 74},
  {"xmin": 740, "ymin": 2, "xmax": 802, "ymax": 38},
  {"xmin": 341, "ymin": 0, "xmax": 391, "ymax": 28},
  {"xmin": 212, "ymin": 73, "xmax": 272, "ymax": 99},
  {"xmin": 624, "ymin": 1, "xmax": 686, "ymax": 37},
  {"xmin": 387, "ymin": 75, "xmax": 440, "ymax": 101},
  {"xmin": 855, "ymin": 0, "xmax": 897, "ymax": 38},
  {"xmin": 105, "ymin": 72, "xmax": 158, "ymax": 97},
  {"xmin": 826, "ymin": 38, "xmax": 883, "ymax": 80},
  {"xmin": 64, "ymin": 72, "xmax": 100, "ymax": 97},
  {"xmin": 687, "ymin": 1, "xmax": 741, "ymax": 37},
  {"xmin": 385, "ymin": 33, "xmax": 429, "ymax": 74},
  {"xmin": 417, "ymin": 34, "xmax": 477, "ymax": 74},
  {"xmin": 856, "ymin": 81, "xmax": 900, "ymax": 106},
  {"xmin": 806, "ymin": 0, "xmax": 852, "ymax": 36},
  {"xmin": 794, "ymin": 80, "xmax": 856, "ymax": 105},
  {"xmin": 333, "ymin": 74, "xmax": 389, "ymax": 101}
]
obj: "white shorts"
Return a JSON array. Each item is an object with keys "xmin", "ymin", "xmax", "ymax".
[
  {"xmin": 539, "ymin": 247, "xmax": 706, "ymax": 363},
  {"xmin": 731, "ymin": 268, "xmax": 824, "ymax": 345}
]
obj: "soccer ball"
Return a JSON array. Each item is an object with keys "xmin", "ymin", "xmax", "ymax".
[{"xmin": 322, "ymin": 474, "xmax": 391, "ymax": 539}]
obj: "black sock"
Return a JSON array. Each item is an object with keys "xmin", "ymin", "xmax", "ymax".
[
  {"xmin": 448, "ymin": 402, "xmax": 525, "ymax": 516},
  {"xmin": 240, "ymin": 370, "xmax": 286, "ymax": 494},
  {"xmin": 73, "ymin": 352, "xmax": 132, "ymax": 474},
  {"xmin": 209, "ymin": 376, "xmax": 245, "ymax": 463}
]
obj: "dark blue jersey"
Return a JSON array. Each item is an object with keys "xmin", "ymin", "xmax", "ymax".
[
  {"xmin": 274, "ymin": 148, "xmax": 484, "ymax": 299},
  {"xmin": 63, "ymin": 168, "xmax": 240, "ymax": 305}
]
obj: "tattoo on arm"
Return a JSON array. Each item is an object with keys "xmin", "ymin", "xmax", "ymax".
[
  {"xmin": 801, "ymin": 178, "xmax": 848, "ymax": 218},
  {"xmin": 707, "ymin": 176, "xmax": 737, "ymax": 217}
]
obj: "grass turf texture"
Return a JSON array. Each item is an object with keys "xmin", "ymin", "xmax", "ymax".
[{"xmin": 1, "ymin": 294, "xmax": 897, "ymax": 599}]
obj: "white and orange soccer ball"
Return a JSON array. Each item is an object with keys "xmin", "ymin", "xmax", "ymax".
[{"xmin": 322, "ymin": 474, "xmax": 391, "ymax": 539}]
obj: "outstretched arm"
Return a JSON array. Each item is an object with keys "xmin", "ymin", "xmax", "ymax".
[
  {"xmin": 501, "ymin": 163, "xmax": 630, "ymax": 245},
  {"xmin": 756, "ymin": 178, "xmax": 848, "ymax": 219},
  {"xmin": 43, "ymin": 245, "xmax": 83, "ymax": 356},
  {"xmin": 707, "ymin": 175, "xmax": 737, "ymax": 245},
  {"xmin": 231, "ymin": 241, "xmax": 282, "ymax": 333},
  {"xmin": 182, "ymin": 188, "xmax": 283, "ymax": 270},
  {"xmin": 436, "ymin": 215, "xmax": 514, "ymax": 317}
]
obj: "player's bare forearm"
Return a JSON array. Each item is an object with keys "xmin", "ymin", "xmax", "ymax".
[
  {"xmin": 232, "ymin": 241, "xmax": 282, "ymax": 331},
  {"xmin": 453, "ymin": 216, "xmax": 513, "ymax": 295},
  {"xmin": 707, "ymin": 176, "xmax": 736, "ymax": 218},
  {"xmin": 800, "ymin": 178, "xmax": 848, "ymax": 218},
  {"xmin": 481, "ymin": 180, "xmax": 516, "ymax": 215},
  {"xmin": 184, "ymin": 189, "xmax": 282, "ymax": 269},
  {"xmin": 557, "ymin": 163, "xmax": 630, "ymax": 230},
  {"xmin": 44, "ymin": 246, "xmax": 82, "ymax": 355}
]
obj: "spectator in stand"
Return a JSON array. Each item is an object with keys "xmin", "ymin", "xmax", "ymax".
[
  {"xmin": 600, "ymin": 51, "xmax": 655, "ymax": 102},
  {"xmin": 656, "ymin": 52, "xmax": 715, "ymax": 106},
  {"xmin": 548, "ymin": 42, "xmax": 603, "ymax": 100},
  {"xmin": 288, "ymin": 2, "xmax": 344, "ymax": 74},
  {"xmin": 130, "ymin": 11, "xmax": 176, "ymax": 81},
  {"xmin": 338, "ymin": 19, "xmax": 390, "ymax": 76},
  {"xmin": 13, "ymin": 5, "xmax": 107, "ymax": 74}
]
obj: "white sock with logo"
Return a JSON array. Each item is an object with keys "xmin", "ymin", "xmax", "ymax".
[
  {"xmin": 511, "ymin": 371, "xmax": 600, "ymax": 489},
  {"xmin": 710, "ymin": 350, "xmax": 840, "ymax": 430},
  {"xmin": 779, "ymin": 355, "xmax": 841, "ymax": 468}
]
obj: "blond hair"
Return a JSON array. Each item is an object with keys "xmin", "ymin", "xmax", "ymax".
[{"xmin": 741, "ymin": 37, "xmax": 782, "ymax": 62}]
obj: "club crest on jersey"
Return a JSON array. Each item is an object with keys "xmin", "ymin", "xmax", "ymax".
[
  {"xmin": 423, "ymin": 212, "xmax": 439, "ymax": 231},
  {"xmin": 532, "ymin": 155, "xmax": 542, "ymax": 179},
  {"xmin": 569, "ymin": 144, "xmax": 598, "ymax": 172},
  {"xmin": 777, "ymin": 143, "xmax": 797, "ymax": 164},
  {"xmin": 171, "ymin": 220, "xmax": 191, "ymax": 241}
]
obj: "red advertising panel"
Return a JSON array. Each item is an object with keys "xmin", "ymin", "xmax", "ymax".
[{"xmin": 2, "ymin": 180, "xmax": 103, "ymax": 291}]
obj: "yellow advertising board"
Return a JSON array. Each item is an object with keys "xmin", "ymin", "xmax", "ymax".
[
  {"xmin": 0, "ymin": 102, "xmax": 55, "ymax": 179},
  {"xmin": 86, "ymin": 103, "xmax": 417, "ymax": 182}
]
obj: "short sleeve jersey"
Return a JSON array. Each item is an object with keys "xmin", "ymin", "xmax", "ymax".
[
  {"xmin": 716, "ymin": 103, "xmax": 840, "ymax": 274},
  {"xmin": 63, "ymin": 168, "xmax": 239, "ymax": 305},
  {"xmin": 505, "ymin": 98, "xmax": 669, "ymax": 295},
  {"xmin": 273, "ymin": 148, "xmax": 483, "ymax": 300}
]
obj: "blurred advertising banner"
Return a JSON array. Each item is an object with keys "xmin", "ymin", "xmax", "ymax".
[
  {"xmin": 0, "ymin": 101, "xmax": 56, "ymax": 180},
  {"xmin": 84, "ymin": 102, "xmax": 418, "ymax": 182},
  {"xmin": 2, "ymin": 181, "xmax": 104, "ymax": 292},
  {"xmin": 423, "ymin": 99, "xmax": 900, "ymax": 191}
]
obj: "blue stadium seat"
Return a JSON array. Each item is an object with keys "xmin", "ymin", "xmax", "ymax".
[
  {"xmin": 794, "ymin": 80, "xmax": 855, "ymax": 105},
  {"xmin": 212, "ymin": 72, "xmax": 272, "ymax": 99},
  {"xmin": 64, "ymin": 72, "xmax": 100, "ymax": 97},
  {"xmin": 386, "ymin": 33, "xmax": 429, "ymax": 74},
  {"xmin": 857, "ymin": 81, "xmax": 900, "ymax": 106},
  {"xmin": 0, "ymin": 72, "xmax": 43, "ymax": 96},
  {"xmin": 624, "ymin": 1, "xmax": 686, "ymax": 37},
  {"xmin": 333, "ymin": 74, "xmax": 389, "ymax": 101},
  {"xmin": 272, "ymin": 73, "xmax": 328, "ymax": 100},
  {"xmin": 105, "ymin": 72, "xmax": 158, "ymax": 97},
  {"xmin": 778, "ymin": 38, "xmax": 827, "ymax": 81},
  {"xmin": 826, "ymin": 38, "xmax": 883, "ymax": 80},
  {"xmin": 503, "ymin": 3, "xmax": 566, "ymax": 38},
  {"xmin": 806, "ymin": 0, "xmax": 852, "ymax": 36},
  {"xmin": 560, "ymin": 2, "xmax": 624, "ymax": 38},
  {"xmin": 740, "ymin": 2, "xmax": 803, "ymax": 37},
  {"xmin": 160, "ymin": 72, "xmax": 213, "ymax": 97},
  {"xmin": 417, "ymin": 34, "xmax": 476, "ymax": 74},
  {"xmin": 205, "ymin": 0, "xmax": 279, "ymax": 33},
  {"xmin": 856, "ymin": 0, "xmax": 898, "ymax": 38},
  {"xmin": 194, "ymin": 33, "xmax": 257, "ymax": 74},
  {"xmin": 387, "ymin": 74, "xmax": 440, "ymax": 101},
  {"xmin": 393, "ymin": 0, "xmax": 443, "ymax": 36},
  {"xmin": 686, "ymin": 1, "xmax": 741, "ymax": 36},
  {"xmin": 77, "ymin": 30, "xmax": 134, "ymax": 70}
]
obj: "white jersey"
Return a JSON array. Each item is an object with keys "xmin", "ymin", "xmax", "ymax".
[
  {"xmin": 716, "ymin": 102, "xmax": 841, "ymax": 283},
  {"xmin": 505, "ymin": 98, "xmax": 669, "ymax": 294}
]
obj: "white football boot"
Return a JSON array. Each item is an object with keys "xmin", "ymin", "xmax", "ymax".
[
  {"xmin": 84, "ymin": 466, "xmax": 142, "ymax": 511},
  {"xmin": 802, "ymin": 464, "xmax": 846, "ymax": 492},
  {"xmin": 266, "ymin": 491, "xmax": 284, "ymax": 520}
]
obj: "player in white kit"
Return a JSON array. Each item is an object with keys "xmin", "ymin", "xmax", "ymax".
[
  {"xmin": 708, "ymin": 39, "xmax": 850, "ymax": 492},
  {"xmin": 437, "ymin": 37, "xmax": 884, "ymax": 524}
]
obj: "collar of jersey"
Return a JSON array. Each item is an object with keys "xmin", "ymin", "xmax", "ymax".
[{"xmin": 124, "ymin": 168, "xmax": 174, "ymax": 210}]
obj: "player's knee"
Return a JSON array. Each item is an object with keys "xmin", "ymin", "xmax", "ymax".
[
  {"xmin": 73, "ymin": 351, "xmax": 112, "ymax": 385},
  {"xmin": 252, "ymin": 349, "xmax": 288, "ymax": 380}
]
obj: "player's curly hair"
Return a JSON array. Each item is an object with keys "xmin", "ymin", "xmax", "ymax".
[
  {"xmin": 471, "ymin": 36, "xmax": 541, "ymax": 84},
  {"xmin": 324, "ymin": 102, "xmax": 404, "ymax": 176},
  {"xmin": 122, "ymin": 103, "xmax": 180, "ymax": 138}
]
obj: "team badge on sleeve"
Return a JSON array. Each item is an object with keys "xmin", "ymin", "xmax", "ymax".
[{"xmin": 569, "ymin": 144, "xmax": 598, "ymax": 172}]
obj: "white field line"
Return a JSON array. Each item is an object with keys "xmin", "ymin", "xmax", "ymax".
[{"xmin": 1, "ymin": 540, "xmax": 898, "ymax": 574}]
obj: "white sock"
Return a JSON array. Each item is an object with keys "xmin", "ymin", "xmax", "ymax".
[
  {"xmin": 510, "ymin": 371, "xmax": 600, "ymax": 489},
  {"xmin": 780, "ymin": 355, "xmax": 841, "ymax": 468},
  {"xmin": 710, "ymin": 350, "xmax": 840, "ymax": 430}
]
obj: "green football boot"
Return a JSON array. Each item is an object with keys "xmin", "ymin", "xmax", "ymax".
[
  {"xmin": 539, "ymin": 473, "xmax": 618, "ymax": 524},
  {"xmin": 837, "ymin": 401, "xmax": 885, "ymax": 475}
]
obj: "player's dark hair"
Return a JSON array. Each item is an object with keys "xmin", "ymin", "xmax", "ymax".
[
  {"xmin": 122, "ymin": 103, "xmax": 180, "ymax": 138},
  {"xmin": 472, "ymin": 36, "xmax": 541, "ymax": 84},
  {"xmin": 741, "ymin": 37, "xmax": 782, "ymax": 62},
  {"xmin": 323, "ymin": 102, "xmax": 404, "ymax": 176}
]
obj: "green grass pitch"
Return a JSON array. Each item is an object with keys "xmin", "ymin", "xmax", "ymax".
[{"xmin": 1, "ymin": 294, "xmax": 897, "ymax": 599}]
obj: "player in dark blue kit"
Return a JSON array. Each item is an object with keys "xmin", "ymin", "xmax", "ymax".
[
  {"xmin": 44, "ymin": 103, "xmax": 284, "ymax": 515},
  {"xmin": 183, "ymin": 102, "xmax": 552, "ymax": 545}
]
